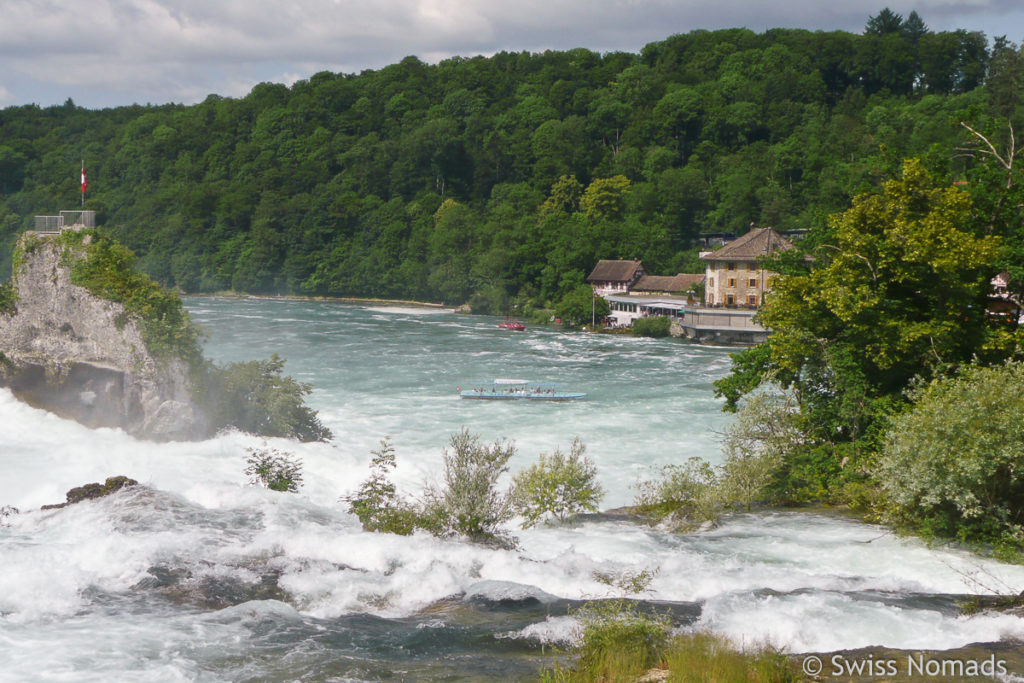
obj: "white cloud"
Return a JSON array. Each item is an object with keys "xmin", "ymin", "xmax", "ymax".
[{"xmin": 1, "ymin": 0, "xmax": 1023, "ymax": 107}]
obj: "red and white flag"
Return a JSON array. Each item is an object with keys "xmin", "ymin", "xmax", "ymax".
[{"xmin": 81, "ymin": 165, "xmax": 87, "ymax": 194}]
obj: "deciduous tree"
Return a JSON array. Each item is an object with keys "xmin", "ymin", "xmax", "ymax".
[{"xmin": 715, "ymin": 158, "xmax": 1003, "ymax": 496}]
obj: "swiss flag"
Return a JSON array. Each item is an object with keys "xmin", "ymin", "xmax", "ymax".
[{"xmin": 81, "ymin": 166, "xmax": 87, "ymax": 194}]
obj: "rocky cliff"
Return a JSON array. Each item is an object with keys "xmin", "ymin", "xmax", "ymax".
[{"xmin": 0, "ymin": 230, "xmax": 207, "ymax": 440}]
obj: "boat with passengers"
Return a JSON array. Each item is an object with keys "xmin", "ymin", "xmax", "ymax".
[
  {"xmin": 458, "ymin": 379, "xmax": 585, "ymax": 401},
  {"xmin": 497, "ymin": 317, "xmax": 526, "ymax": 331}
]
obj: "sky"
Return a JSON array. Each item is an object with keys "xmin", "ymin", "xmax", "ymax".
[{"xmin": 2, "ymin": 1, "xmax": 1024, "ymax": 110}]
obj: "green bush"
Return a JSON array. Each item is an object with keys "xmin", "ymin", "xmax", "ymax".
[
  {"xmin": 631, "ymin": 316, "xmax": 671, "ymax": 338},
  {"xmin": 543, "ymin": 627, "xmax": 801, "ymax": 683},
  {"xmin": 635, "ymin": 457, "xmax": 722, "ymax": 531},
  {"xmin": 196, "ymin": 355, "xmax": 332, "ymax": 442},
  {"xmin": 422, "ymin": 429, "xmax": 517, "ymax": 546},
  {"xmin": 562, "ymin": 600, "xmax": 671, "ymax": 682},
  {"xmin": 0, "ymin": 280, "xmax": 15, "ymax": 315},
  {"xmin": 591, "ymin": 567, "xmax": 658, "ymax": 596},
  {"xmin": 244, "ymin": 447, "xmax": 303, "ymax": 492},
  {"xmin": 877, "ymin": 362, "xmax": 1024, "ymax": 549},
  {"xmin": 344, "ymin": 438, "xmax": 420, "ymax": 535},
  {"xmin": 512, "ymin": 438, "xmax": 603, "ymax": 527},
  {"xmin": 347, "ymin": 432, "xmax": 606, "ymax": 544},
  {"xmin": 467, "ymin": 284, "xmax": 509, "ymax": 316},
  {"xmin": 634, "ymin": 395, "xmax": 794, "ymax": 529},
  {"xmin": 345, "ymin": 431, "xmax": 517, "ymax": 544},
  {"xmin": 59, "ymin": 229, "xmax": 202, "ymax": 364},
  {"xmin": 717, "ymin": 393, "xmax": 797, "ymax": 508}
]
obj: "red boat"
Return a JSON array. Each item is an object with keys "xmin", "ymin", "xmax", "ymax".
[{"xmin": 498, "ymin": 318, "xmax": 526, "ymax": 331}]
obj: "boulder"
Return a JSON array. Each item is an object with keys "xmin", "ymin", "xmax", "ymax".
[{"xmin": 41, "ymin": 475, "xmax": 139, "ymax": 510}]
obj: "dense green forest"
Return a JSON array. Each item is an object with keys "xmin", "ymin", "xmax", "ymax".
[{"xmin": 1, "ymin": 9, "xmax": 1022, "ymax": 311}]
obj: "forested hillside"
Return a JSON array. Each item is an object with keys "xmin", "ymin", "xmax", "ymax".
[{"xmin": 1, "ymin": 9, "xmax": 1021, "ymax": 310}]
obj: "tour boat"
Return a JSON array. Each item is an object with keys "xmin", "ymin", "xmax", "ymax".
[
  {"xmin": 497, "ymin": 317, "xmax": 526, "ymax": 331},
  {"xmin": 458, "ymin": 379, "xmax": 585, "ymax": 401}
]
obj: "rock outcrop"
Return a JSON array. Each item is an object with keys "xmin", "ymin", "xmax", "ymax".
[
  {"xmin": 0, "ymin": 232, "xmax": 207, "ymax": 440},
  {"xmin": 40, "ymin": 475, "xmax": 140, "ymax": 510}
]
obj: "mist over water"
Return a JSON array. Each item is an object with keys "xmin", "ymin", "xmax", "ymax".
[{"xmin": 2, "ymin": 298, "xmax": 1023, "ymax": 681}]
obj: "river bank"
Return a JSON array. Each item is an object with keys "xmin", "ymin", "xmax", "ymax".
[{"xmin": 184, "ymin": 290, "xmax": 454, "ymax": 309}]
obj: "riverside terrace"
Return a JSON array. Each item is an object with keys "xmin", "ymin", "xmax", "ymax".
[{"xmin": 605, "ymin": 294, "xmax": 768, "ymax": 345}]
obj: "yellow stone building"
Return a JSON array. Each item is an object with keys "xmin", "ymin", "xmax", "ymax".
[{"xmin": 701, "ymin": 227, "xmax": 795, "ymax": 308}]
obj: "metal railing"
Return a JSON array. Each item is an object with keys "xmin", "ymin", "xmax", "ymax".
[
  {"xmin": 681, "ymin": 308, "xmax": 765, "ymax": 330},
  {"xmin": 60, "ymin": 210, "xmax": 95, "ymax": 228},
  {"xmin": 31, "ymin": 210, "xmax": 96, "ymax": 234},
  {"xmin": 34, "ymin": 216, "xmax": 64, "ymax": 233}
]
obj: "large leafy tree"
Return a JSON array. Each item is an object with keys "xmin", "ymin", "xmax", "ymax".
[
  {"xmin": 556, "ymin": 284, "xmax": 610, "ymax": 327},
  {"xmin": 765, "ymin": 159, "xmax": 1000, "ymax": 390},
  {"xmin": 579, "ymin": 175, "xmax": 631, "ymax": 221},
  {"xmin": 714, "ymin": 158, "xmax": 1003, "ymax": 496}
]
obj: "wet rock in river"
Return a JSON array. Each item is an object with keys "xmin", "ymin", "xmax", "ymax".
[
  {"xmin": 135, "ymin": 563, "xmax": 289, "ymax": 609},
  {"xmin": 41, "ymin": 475, "xmax": 139, "ymax": 509}
]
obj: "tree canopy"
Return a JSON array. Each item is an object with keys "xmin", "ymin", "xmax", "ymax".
[
  {"xmin": 713, "ymin": 158, "xmax": 1015, "ymax": 501},
  {"xmin": 0, "ymin": 16, "xmax": 1013, "ymax": 310},
  {"xmin": 759, "ymin": 159, "xmax": 1000, "ymax": 395}
]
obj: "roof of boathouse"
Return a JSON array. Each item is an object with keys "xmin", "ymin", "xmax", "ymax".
[
  {"xmin": 632, "ymin": 273, "xmax": 704, "ymax": 293},
  {"xmin": 586, "ymin": 259, "xmax": 644, "ymax": 283}
]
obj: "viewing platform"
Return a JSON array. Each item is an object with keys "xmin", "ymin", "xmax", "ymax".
[
  {"xmin": 32, "ymin": 210, "xmax": 96, "ymax": 234},
  {"xmin": 674, "ymin": 306, "xmax": 767, "ymax": 344},
  {"xmin": 606, "ymin": 294, "xmax": 767, "ymax": 344}
]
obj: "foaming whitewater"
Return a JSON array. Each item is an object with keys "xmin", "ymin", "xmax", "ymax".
[{"xmin": 2, "ymin": 299, "xmax": 1023, "ymax": 680}]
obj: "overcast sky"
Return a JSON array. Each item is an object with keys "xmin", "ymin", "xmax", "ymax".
[{"xmin": 2, "ymin": 1, "xmax": 1024, "ymax": 110}]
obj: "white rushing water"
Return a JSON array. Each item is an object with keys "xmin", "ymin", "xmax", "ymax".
[{"xmin": 2, "ymin": 298, "xmax": 1023, "ymax": 681}]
